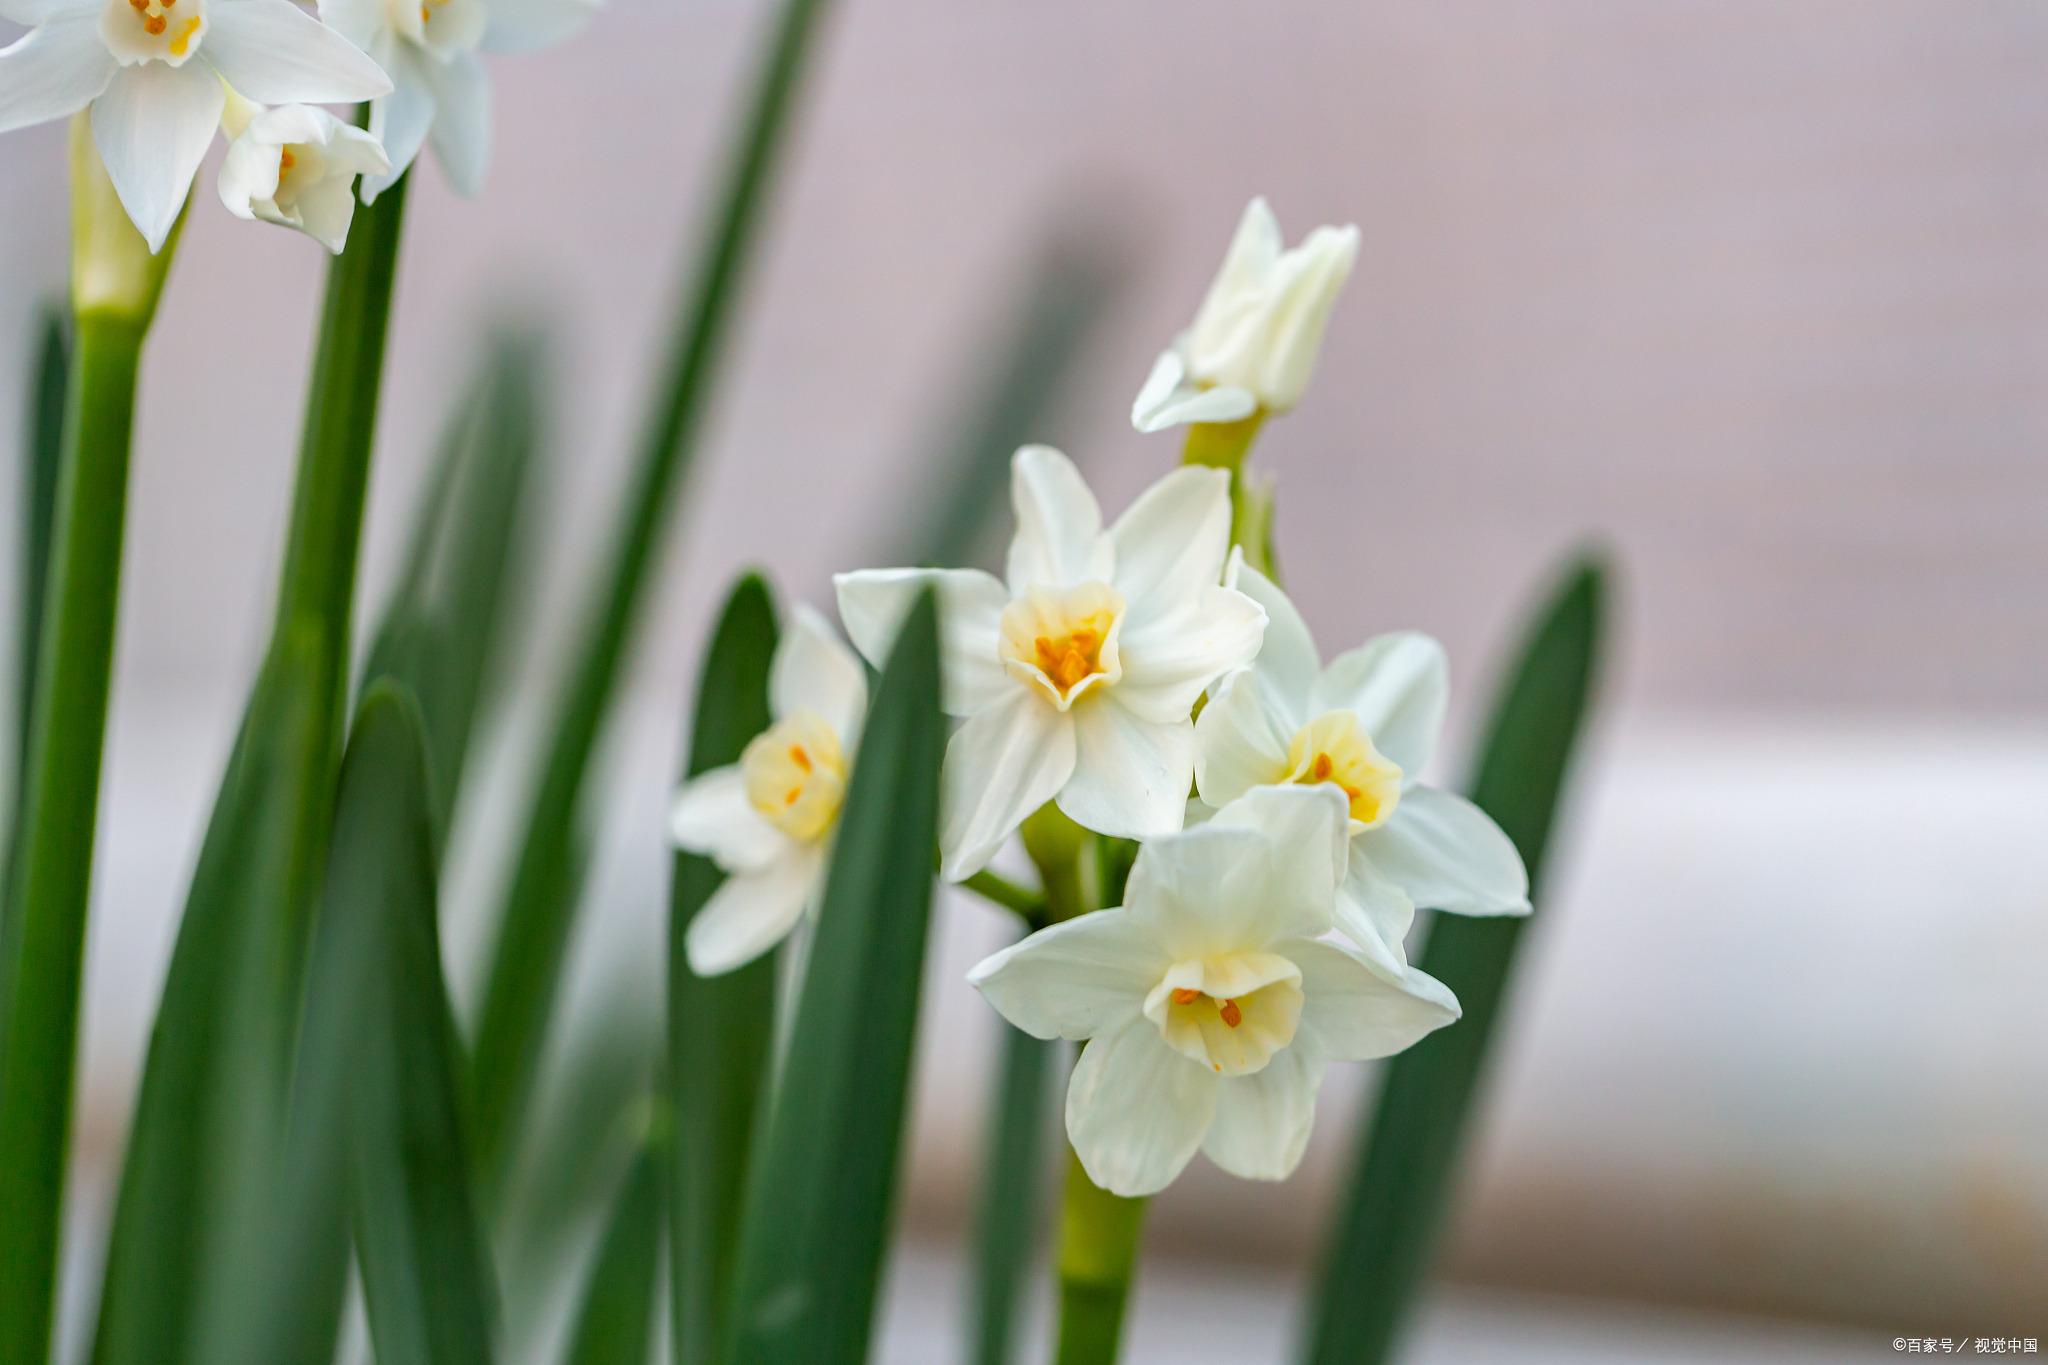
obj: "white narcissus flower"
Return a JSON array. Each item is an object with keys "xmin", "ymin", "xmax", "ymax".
[
  {"xmin": 0, "ymin": 0, "xmax": 391, "ymax": 251},
  {"xmin": 668, "ymin": 605, "xmax": 867, "ymax": 977},
  {"xmin": 318, "ymin": 0, "xmax": 597, "ymax": 201},
  {"xmin": 217, "ymin": 86, "xmax": 389, "ymax": 252},
  {"xmin": 969, "ymin": 784, "xmax": 1460, "ymax": 1197},
  {"xmin": 834, "ymin": 445, "xmax": 1266, "ymax": 882},
  {"xmin": 1194, "ymin": 557, "xmax": 1530, "ymax": 980},
  {"xmin": 1132, "ymin": 196, "xmax": 1360, "ymax": 434}
]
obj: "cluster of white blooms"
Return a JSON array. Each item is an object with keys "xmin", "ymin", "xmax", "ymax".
[
  {"xmin": 1, "ymin": 0, "xmax": 593, "ymax": 251},
  {"xmin": 671, "ymin": 198, "xmax": 1533, "ymax": 1200}
]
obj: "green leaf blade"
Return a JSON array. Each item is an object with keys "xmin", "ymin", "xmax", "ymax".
[
  {"xmin": 1302, "ymin": 556, "xmax": 1608, "ymax": 1365},
  {"xmin": 669, "ymin": 574, "xmax": 780, "ymax": 1365},
  {"xmin": 725, "ymin": 588, "xmax": 944, "ymax": 1365}
]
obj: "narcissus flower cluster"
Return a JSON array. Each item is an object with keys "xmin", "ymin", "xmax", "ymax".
[{"xmin": 671, "ymin": 196, "xmax": 1530, "ymax": 1198}]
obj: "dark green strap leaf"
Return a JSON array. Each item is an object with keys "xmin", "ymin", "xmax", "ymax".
[
  {"xmin": 565, "ymin": 1143, "xmax": 666, "ymax": 1365},
  {"xmin": 725, "ymin": 588, "xmax": 944, "ymax": 1365},
  {"xmin": 968, "ymin": 1020, "xmax": 1057, "ymax": 1365},
  {"xmin": 670, "ymin": 574, "xmax": 780, "ymax": 1365},
  {"xmin": 348, "ymin": 684, "xmax": 497, "ymax": 1365},
  {"xmin": 1302, "ymin": 556, "xmax": 1608, "ymax": 1365}
]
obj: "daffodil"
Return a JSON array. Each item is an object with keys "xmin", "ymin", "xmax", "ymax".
[
  {"xmin": 216, "ymin": 86, "xmax": 389, "ymax": 252},
  {"xmin": 668, "ymin": 605, "xmax": 867, "ymax": 977},
  {"xmin": 0, "ymin": 0, "xmax": 390, "ymax": 251},
  {"xmin": 969, "ymin": 785, "xmax": 1459, "ymax": 1197},
  {"xmin": 1194, "ymin": 558, "xmax": 1529, "ymax": 979},
  {"xmin": 317, "ymin": 0, "xmax": 597, "ymax": 201},
  {"xmin": 834, "ymin": 445, "xmax": 1266, "ymax": 881},
  {"xmin": 1132, "ymin": 196, "xmax": 1359, "ymax": 434}
]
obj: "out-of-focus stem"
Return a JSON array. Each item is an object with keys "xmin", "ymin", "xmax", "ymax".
[{"xmin": 1180, "ymin": 412, "xmax": 1275, "ymax": 577}]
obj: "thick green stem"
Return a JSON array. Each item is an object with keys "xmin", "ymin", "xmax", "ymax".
[
  {"xmin": 1180, "ymin": 414, "xmax": 1274, "ymax": 580},
  {"xmin": 0, "ymin": 119, "xmax": 183, "ymax": 1365},
  {"xmin": 469, "ymin": 0, "xmax": 837, "ymax": 1186},
  {"xmin": 960, "ymin": 869, "xmax": 1047, "ymax": 927},
  {"xmin": 1052, "ymin": 1145, "xmax": 1147, "ymax": 1365},
  {"xmin": 0, "ymin": 315, "xmax": 144, "ymax": 1365},
  {"xmin": 968, "ymin": 1018, "xmax": 1054, "ymax": 1365}
]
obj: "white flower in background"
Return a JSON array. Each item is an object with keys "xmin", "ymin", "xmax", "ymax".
[
  {"xmin": 318, "ymin": 0, "xmax": 597, "ymax": 201},
  {"xmin": 1132, "ymin": 196, "xmax": 1360, "ymax": 434},
  {"xmin": 969, "ymin": 785, "xmax": 1459, "ymax": 1197},
  {"xmin": 0, "ymin": 0, "xmax": 390, "ymax": 251},
  {"xmin": 835, "ymin": 446, "xmax": 1266, "ymax": 882},
  {"xmin": 217, "ymin": 86, "xmax": 389, "ymax": 252},
  {"xmin": 1194, "ymin": 558, "xmax": 1529, "ymax": 979},
  {"xmin": 668, "ymin": 605, "xmax": 867, "ymax": 977}
]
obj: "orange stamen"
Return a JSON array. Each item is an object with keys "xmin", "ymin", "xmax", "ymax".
[
  {"xmin": 143, "ymin": 13, "xmax": 166, "ymax": 32},
  {"xmin": 279, "ymin": 147, "xmax": 297, "ymax": 174},
  {"xmin": 1219, "ymin": 999, "xmax": 1243, "ymax": 1028},
  {"xmin": 789, "ymin": 745, "xmax": 811, "ymax": 773},
  {"xmin": 1170, "ymin": 987, "xmax": 1202, "ymax": 1006}
]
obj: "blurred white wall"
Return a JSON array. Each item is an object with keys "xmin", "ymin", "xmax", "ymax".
[{"xmin": 4, "ymin": 0, "xmax": 2048, "ymax": 1342}]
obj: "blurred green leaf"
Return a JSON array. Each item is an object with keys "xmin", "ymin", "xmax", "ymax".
[
  {"xmin": 92, "ymin": 174, "xmax": 412, "ymax": 1365},
  {"xmin": 725, "ymin": 589, "xmax": 944, "ymax": 1365},
  {"xmin": 362, "ymin": 327, "xmax": 544, "ymax": 837},
  {"xmin": 347, "ymin": 685, "xmax": 497, "ymax": 1365},
  {"xmin": 467, "ymin": 0, "xmax": 841, "ymax": 1189},
  {"xmin": 669, "ymin": 573, "xmax": 779, "ymax": 1365},
  {"xmin": 1301, "ymin": 555, "xmax": 1609, "ymax": 1365},
  {"xmin": 565, "ymin": 1143, "xmax": 665, "ymax": 1365}
]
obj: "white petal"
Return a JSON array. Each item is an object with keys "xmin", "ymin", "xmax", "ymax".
[
  {"xmin": 1207, "ymin": 784, "xmax": 1346, "ymax": 939},
  {"xmin": 361, "ymin": 39, "xmax": 432, "ymax": 198},
  {"xmin": 1136, "ymin": 382, "xmax": 1257, "ymax": 434},
  {"xmin": 1354, "ymin": 785, "xmax": 1530, "ymax": 916},
  {"xmin": 1123, "ymin": 821, "xmax": 1296, "ymax": 961},
  {"xmin": 773, "ymin": 603, "xmax": 867, "ymax": 743},
  {"xmin": 1192, "ymin": 667, "xmax": 1291, "ymax": 808},
  {"xmin": 1113, "ymin": 584, "xmax": 1265, "ymax": 725},
  {"xmin": 1187, "ymin": 196, "xmax": 1285, "ymax": 365},
  {"xmin": 203, "ymin": 0, "xmax": 392, "ymax": 103},
  {"xmin": 481, "ymin": 0, "xmax": 595, "ymax": 54},
  {"xmin": 1333, "ymin": 847, "xmax": 1415, "ymax": 980},
  {"xmin": 670, "ymin": 766, "xmax": 792, "ymax": 874},
  {"xmin": 0, "ymin": 18, "xmax": 113, "ymax": 135},
  {"xmin": 1109, "ymin": 464, "xmax": 1232, "ymax": 614},
  {"xmin": 1225, "ymin": 558, "xmax": 1318, "ymax": 717},
  {"xmin": 684, "ymin": 845, "xmax": 821, "ymax": 977},
  {"xmin": 421, "ymin": 46, "xmax": 488, "ymax": 195},
  {"xmin": 290, "ymin": 171, "xmax": 360, "ymax": 252},
  {"xmin": 91, "ymin": 62, "xmax": 223, "ymax": 254},
  {"xmin": 1060, "ymin": 697, "xmax": 1191, "ymax": 841},
  {"xmin": 939, "ymin": 688, "xmax": 1075, "ymax": 881},
  {"xmin": 833, "ymin": 567, "xmax": 1010, "ymax": 718},
  {"xmin": 1312, "ymin": 632, "xmax": 1447, "ymax": 782},
  {"xmin": 1065, "ymin": 1017, "xmax": 1217, "ymax": 1198},
  {"xmin": 967, "ymin": 909, "xmax": 1165, "ymax": 1040},
  {"xmin": 1129, "ymin": 347, "xmax": 1187, "ymax": 433},
  {"xmin": 1201, "ymin": 1045, "xmax": 1323, "ymax": 1182},
  {"xmin": 1285, "ymin": 937, "xmax": 1460, "ymax": 1062},
  {"xmin": 1248, "ymin": 224, "xmax": 1358, "ymax": 410},
  {"xmin": 1004, "ymin": 445, "xmax": 1110, "ymax": 594}
]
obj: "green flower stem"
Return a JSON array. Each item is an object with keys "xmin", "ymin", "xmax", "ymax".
[
  {"xmin": 1052, "ymin": 1144, "xmax": 1147, "ymax": 1365},
  {"xmin": 0, "ymin": 118, "xmax": 183, "ymax": 1365},
  {"xmin": 1179, "ymin": 412, "xmax": 1274, "ymax": 578},
  {"xmin": 960, "ymin": 869, "xmax": 1047, "ymax": 927}
]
